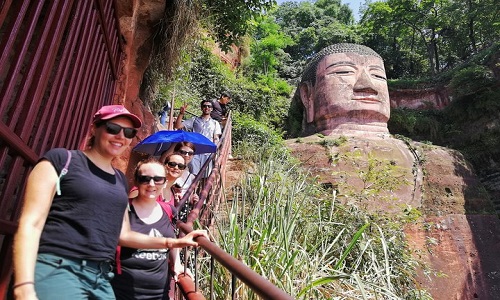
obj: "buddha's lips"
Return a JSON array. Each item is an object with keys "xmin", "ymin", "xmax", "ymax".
[{"xmin": 352, "ymin": 96, "xmax": 380, "ymax": 103}]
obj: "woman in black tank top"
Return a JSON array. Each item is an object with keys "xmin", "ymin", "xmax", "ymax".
[{"xmin": 113, "ymin": 158, "xmax": 185, "ymax": 299}]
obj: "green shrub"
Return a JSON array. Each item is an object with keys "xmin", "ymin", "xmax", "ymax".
[
  {"xmin": 231, "ymin": 112, "xmax": 285, "ymax": 160},
  {"xmin": 388, "ymin": 108, "xmax": 444, "ymax": 142},
  {"xmin": 449, "ymin": 65, "xmax": 496, "ymax": 97}
]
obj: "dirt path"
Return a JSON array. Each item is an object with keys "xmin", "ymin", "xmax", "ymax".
[{"xmin": 223, "ymin": 159, "xmax": 246, "ymax": 201}]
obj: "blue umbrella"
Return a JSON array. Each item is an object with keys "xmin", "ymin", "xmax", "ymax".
[{"xmin": 133, "ymin": 130, "xmax": 217, "ymax": 156}]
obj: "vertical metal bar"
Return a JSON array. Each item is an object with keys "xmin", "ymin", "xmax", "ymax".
[
  {"xmin": 0, "ymin": 0, "xmax": 32, "ymax": 73},
  {"xmin": 71, "ymin": 23, "xmax": 103, "ymax": 142},
  {"xmin": 35, "ymin": 0, "xmax": 89, "ymax": 154},
  {"xmin": 0, "ymin": 159, "xmax": 29, "ymax": 299},
  {"xmin": 15, "ymin": 0, "xmax": 75, "ymax": 141},
  {"xmin": 5, "ymin": 0, "xmax": 56, "ymax": 128},
  {"xmin": 73, "ymin": 13, "xmax": 116, "ymax": 146},
  {"xmin": 0, "ymin": 0, "xmax": 14, "ymax": 27},
  {"xmin": 0, "ymin": 235, "xmax": 13, "ymax": 300},
  {"xmin": 94, "ymin": 0, "xmax": 117, "ymax": 77},
  {"xmin": 210, "ymin": 256, "xmax": 214, "ymax": 300},
  {"xmin": 52, "ymin": 8, "xmax": 96, "ymax": 146},
  {"xmin": 67, "ymin": 26, "xmax": 104, "ymax": 148},
  {"xmin": 68, "ymin": 40, "xmax": 105, "ymax": 149},
  {"xmin": 0, "ymin": 158, "xmax": 26, "ymax": 220},
  {"xmin": 194, "ymin": 247, "xmax": 199, "ymax": 292},
  {"xmin": 106, "ymin": 1, "xmax": 121, "ymax": 74},
  {"xmin": 0, "ymin": 0, "xmax": 43, "ymax": 114},
  {"xmin": 231, "ymin": 273, "xmax": 236, "ymax": 300},
  {"xmin": 0, "ymin": 0, "xmax": 44, "ymax": 201}
]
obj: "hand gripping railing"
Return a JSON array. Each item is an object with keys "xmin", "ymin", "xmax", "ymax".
[{"xmin": 173, "ymin": 112, "xmax": 293, "ymax": 300}]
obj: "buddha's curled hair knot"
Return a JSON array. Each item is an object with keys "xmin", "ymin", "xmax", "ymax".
[{"xmin": 301, "ymin": 43, "xmax": 382, "ymax": 84}]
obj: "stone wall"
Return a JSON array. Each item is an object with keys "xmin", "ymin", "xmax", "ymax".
[{"xmin": 389, "ymin": 87, "xmax": 452, "ymax": 110}]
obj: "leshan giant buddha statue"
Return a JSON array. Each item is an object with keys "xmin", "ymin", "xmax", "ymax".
[{"xmin": 286, "ymin": 43, "xmax": 500, "ymax": 300}]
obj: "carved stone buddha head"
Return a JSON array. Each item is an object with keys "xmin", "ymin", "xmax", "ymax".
[{"xmin": 299, "ymin": 43, "xmax": 390, "ymax": 135}]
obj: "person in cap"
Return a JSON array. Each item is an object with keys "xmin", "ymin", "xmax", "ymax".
[
  {"xmin": 210, "ymin": 91, "xmax": 231, "ymax": 123},
  {"xmin": 12, "ymin": 105, "xmax": 208, "ymax": 300}
]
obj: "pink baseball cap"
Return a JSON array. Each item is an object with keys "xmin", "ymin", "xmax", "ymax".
[{"xmin": 93, "ymin": 105, "xmax": 142, "ymax": 128}]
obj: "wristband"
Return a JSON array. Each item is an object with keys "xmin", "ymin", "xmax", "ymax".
[{"xmin": 12, "ymin": 281, "xmax": 35, "ymax": 289}]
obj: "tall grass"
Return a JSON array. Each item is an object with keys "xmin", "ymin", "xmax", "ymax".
[{"xmin": 199, "ymin": 142, "xmax": 431, "ymax": 299}]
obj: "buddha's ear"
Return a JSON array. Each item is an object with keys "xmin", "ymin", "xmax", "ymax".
[{"xmin": 299, "ymin": 82, "xmax": 314, "ymax": 123}]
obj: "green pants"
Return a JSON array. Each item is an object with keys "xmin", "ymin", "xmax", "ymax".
[{"xmin": 35, "ymin": 253, "xmax": 115, "ymax": 300}]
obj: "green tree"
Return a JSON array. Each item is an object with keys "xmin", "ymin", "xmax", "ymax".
[
  {"xmin": 244, "ymin": 15, "xmax": 294, "ymax": 77},
  {"xmin": 364, "ymin": 0, "xmax": 449, "ymax": 75},
  {"xmin": 439, "ymin": 0, "xmax": 500, "ymax": 65},
  {"xmin": 203, "ymin": 0, "xmax": 277, "ymax": 51},
  {"xmin": 360, "ymin": 0, "xmax": 499, "ymax": 77},
  {"xmin": 360, "ymin": 1, "xmax": 429, "ymax": 78},
  {"xmin": 272, "ymin": 0, "xmax": 360, "ymax": 82}
]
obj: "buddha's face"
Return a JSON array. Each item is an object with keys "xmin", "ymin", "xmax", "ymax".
[{"xmin": 301, "ymin": 52, "xmax": 390, "ymax": 133}]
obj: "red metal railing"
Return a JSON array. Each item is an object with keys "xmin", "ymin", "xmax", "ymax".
[
  {"xmin": 172, "ymin": 113, "xmax": 293, "ymax": 300},
  {"xmin": 0, "ymin": 1, "xmax": 121, "ymax": 297}
]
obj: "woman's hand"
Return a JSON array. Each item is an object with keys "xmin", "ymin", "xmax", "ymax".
[
  {"xmin": 190, "ymin": 193, "xmax": 199, "ymax": 205},
  {"xmin": 173, "ymin": 265, "xmax": 193, "ymax": 281},
  {"xmin": 173, "ymin": 189, "xmax": 182, "ymax": 205},
  {"xmin": 175, "ymin": 230, "xmax": 209, "ymax": 248}
]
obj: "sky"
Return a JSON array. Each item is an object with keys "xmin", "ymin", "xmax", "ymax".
[{"xmin": 276, "ymin": 0, "xmax": 364, "ymax": 22}]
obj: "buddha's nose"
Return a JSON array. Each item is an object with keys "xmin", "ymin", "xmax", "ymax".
[{"xmin": 353, "ymin": 68, "xmax": 377, "ymax": 93}]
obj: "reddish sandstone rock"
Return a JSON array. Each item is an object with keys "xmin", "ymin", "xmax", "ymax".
[
  {"xmin": 390, "ymin": 87, "xmax": 451, "ymax": 110},
  {"xmin": 286, "ymin": 133, "xmax": 500, "ymax": 299},
  {"xmin": 110, "ymin": 0, "xmax": 165, "ymax": 174},
  {"xmin": 405, "ymin": 215, "xmax": 500, "ymax": 300},
  {"xmin": 286, "ymin": 134, "xmax": 421, "ymax": 213}
]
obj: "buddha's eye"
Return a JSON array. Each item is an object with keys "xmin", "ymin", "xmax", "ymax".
[
  {"xmin": 372, "ymin": 74, "xmax": 387, "ymax": 80},
  {"xmin": 335, "ymin": 70, "xmax": 353, "ymax": 75},
  {"xmin": 327, "ymin": 65, "xmax": 356, "ymax": 76},
  {"xmin": 370, "ymin": 68, "xmax": 387, "ymax": 80}
]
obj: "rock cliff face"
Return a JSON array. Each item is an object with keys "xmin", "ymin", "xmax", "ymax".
[
  {"xmin": 111, "ymin": 0, "xmax": 165, "ymax": 175},
  {"xmin": 286, "ymin": 134, "xmax": 500, "ymax": 300},
  {"xmin": 114, "ymin": 0, "xmax": 162, "ymax": 135},
  {"xmin": 389, "ymin": 87, "xmax": 451, "ymax": 110}
]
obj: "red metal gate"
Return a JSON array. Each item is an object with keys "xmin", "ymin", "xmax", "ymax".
[{"xmin": 0, "ymin": 0, "xmax": 121, "ymax": 297}]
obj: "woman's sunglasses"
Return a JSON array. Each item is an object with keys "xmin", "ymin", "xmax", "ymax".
[
  {"xmin": 105, "ymin": 122, "xmax": 137, "ymax": 139},
  {"xmin": 178, "ymin": 150, "xmax": 194, "ymax": 156},
  {"xmin": 136, "ymin": 175, "xmax": 167, "ymax": 185},
  {"xmin": 166, "ymin": 161, "xmax": 187, "ymax": 170}
]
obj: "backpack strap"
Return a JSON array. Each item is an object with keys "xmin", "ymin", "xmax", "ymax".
[
  {"xmin": 157, "ymin": 200, "xmax": 174, "ymax": 221},
  {"xmin": 55, "ymin": 150, "xmax": 72, "ymax": 196}
]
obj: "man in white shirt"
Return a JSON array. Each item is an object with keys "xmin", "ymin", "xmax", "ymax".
[{"xmin": 174, "ymin": 100, "xmax": 221, "ymax": 177}]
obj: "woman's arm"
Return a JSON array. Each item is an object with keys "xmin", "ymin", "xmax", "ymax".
[
  {"xmin": 13, "ymin": 161, "xmax": 58, "ymax": 299},
  {"xmin": 119, "ymin": 211, "xmax": 208, "ymax": 249}
]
